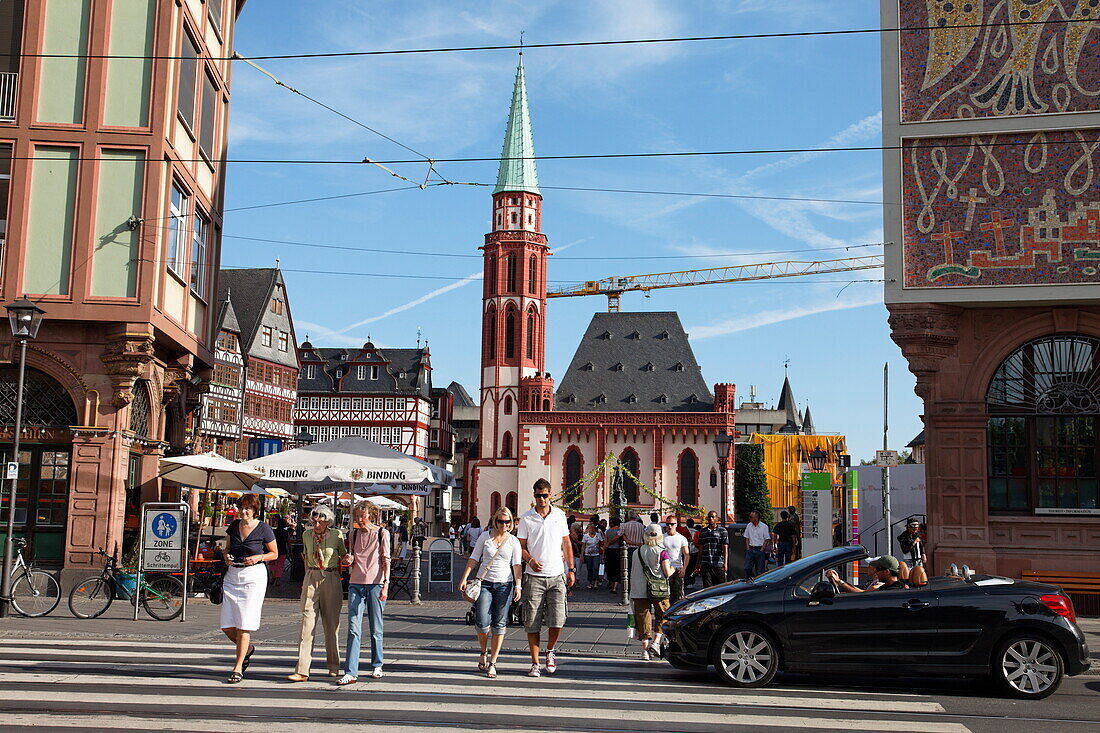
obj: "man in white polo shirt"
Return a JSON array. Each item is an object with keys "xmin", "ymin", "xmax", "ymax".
[
  {"xmin": 743, "ymin": 510, "xmax": 772, "ymax": 578},
  {"xmin": 517, "ymin": 478, "xmax": 574, "ymax": 678}
]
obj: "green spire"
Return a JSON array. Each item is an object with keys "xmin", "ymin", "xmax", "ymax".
[{"xmin": 493, "ymin": 57, "xmax": 540, "ymax": 195}]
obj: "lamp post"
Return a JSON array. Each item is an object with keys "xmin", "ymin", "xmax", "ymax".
[
  {"xmin": 713, "ymin": 431, "xmax": 732, "ymax": 522},
  {"xmin": 807, "ymin": 448, "xmax": 828, "ymax": 472},
  {"xmin": 0, "ymin": 298, "xmax": 45, "ymax": 618}
]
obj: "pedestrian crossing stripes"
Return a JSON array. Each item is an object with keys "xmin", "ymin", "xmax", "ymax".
[{"xmin": 0, "ymin": 636, "xmax": 970, "ymax": 732}]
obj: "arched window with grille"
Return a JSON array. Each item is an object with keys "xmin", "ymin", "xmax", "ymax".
[
  {"xmin": 678, "ymin": 449, "xmax": 698, "ymax": 507},
  {"xmin": 504, "ymin": 307, "xmax": 517, "ymax": 359},
  {"xmin": 987, "ymin": 335, "xmax": 1100, "ymax": 513},
  {"xmin": 0, "ymin": 367, "xmax": 77, "ymax": 428},
  {"xmin": 129, "ymin": 381, "xmax": 152, "ymax": 438},
  {"xmin": 619, "ymin": 449, "xmax": 640, "ymax": 505},
  {"xmin": 564, "ymin": 447, "xmax": 583, "ymax": 510}
]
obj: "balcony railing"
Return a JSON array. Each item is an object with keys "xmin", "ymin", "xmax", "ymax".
[{"xmin": 0, "ymin": 72, "xmax": 17, "ymax": 121}]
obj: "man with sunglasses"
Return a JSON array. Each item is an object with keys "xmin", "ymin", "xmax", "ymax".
[{"xmin": 517, "ymin": 478, "xmax": 575, "ymax": 678}]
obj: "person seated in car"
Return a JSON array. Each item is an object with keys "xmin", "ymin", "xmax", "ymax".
[{"xmin": 825, "ymin": 555, "xmax": 909, "ymax": 593}]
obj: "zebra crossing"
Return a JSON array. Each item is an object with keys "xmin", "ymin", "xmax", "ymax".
[{"xmin": 0, "ymin": 635, "xmax": 971, "ymax": 732}]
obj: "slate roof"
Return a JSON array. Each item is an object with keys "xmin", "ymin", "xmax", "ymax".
[
  {"xmin": 214, "ymin": 291, "xmax": 241, "ymax": 335},
  {"xmin": 555, "ymin": 312, "xmax": 713, "ymax": 412},
  {"xmin": 906, "ymin": 430, "xmax": 925, "ymax": 448},
  {"xmin": 447, "ymin": 381, "xmax": 476, "ymax": 408},
  {"xmin": 218, "ymin": 269, "xmax": 277, "ymax": 347},
  {"xmin": 296, "ymin": 343, "xmax": 432, "ymax": 399},
  {"xmin": 801, "ymin": 406, "xmax": 816, "ymax": 435}
]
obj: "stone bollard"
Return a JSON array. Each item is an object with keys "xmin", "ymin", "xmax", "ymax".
[{"xmin": 411, "ymin": 541, "xmax": 423, "ymax": 605}]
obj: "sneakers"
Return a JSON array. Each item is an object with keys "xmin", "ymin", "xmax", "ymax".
[
  {"xmin": 371, "ymin": 668, "xmax": 383, "ymax": 679},
  {"xmin": 545, "ymin": 649, "xmax": 557, "ymax": 674},
  {"xmin": 642, "ymin": 648, "xmax": 652, "ymax": 662},
  {"xmin": 527, "ymin": 664, "xmax": 542, "ymax": 677},
  {"xmin": 334, "ymin": 674, "xmax": 357, "ymax": 686}
]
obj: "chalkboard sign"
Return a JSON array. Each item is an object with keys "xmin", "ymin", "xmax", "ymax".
[{"xmin": 427, "ymin": 537, "xmax": 453, "ymax": 589}]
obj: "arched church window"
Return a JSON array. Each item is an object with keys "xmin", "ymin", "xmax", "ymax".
[
  {"xmin": 678, "ymin": 450, "xmax": 698, "ymax": 507},
  {"xmin": 526, "ymin": 313, "xmax": 535, "ymax": 359},
  {"xmin": 987, "ymin": 335, "xmax": 1100, "ymax": 513},
  {"xmin": 0, "ymin": 367, "xmax": 77, "ymax": 428},
  {"xmin": 491, "ymin": 492, "xmax": 501, "ymax": 515},
  {"xmin": 620, "ymin": 449, "xmax": 640, "ymax": 504},
  {"xmin": 505, "ymin": 309, "xmax": 517, "ymax": 359},
  {"xmin": 504, "ymin": 395, "xmax": 513, "ymax": 415},
  {"xmin": 506, "ymin": 254, "xmax": 517, "ymax": 293},
  {"xmin": 506, "ymin": 491, "xmax": 518, "ymax": 515},
  {"xmin": 486, "ymin": 309, "xmax": 497, "ymax": 359},
  {"xmin": 486, "ymin": 256, "xmax": 497, "ymax": 293},
  {"xmin": 528, "ymin": 256, "xmax": 537, "ymax": 292},
  {"xmin": 564, "ymin": 447, "xmax": 583, "ymax": 510},
  {"xmin": 501, "ymin": 431, "xmax": 513, "ymax": 458}
]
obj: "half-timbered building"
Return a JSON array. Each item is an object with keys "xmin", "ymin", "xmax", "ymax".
[
  {"xmin": 220, "ymin": 268, "xmax": 299, "ymax": 458},
  {"xmin": 196, "ymin": 291, "xmax": 245, "ymax": 458}
]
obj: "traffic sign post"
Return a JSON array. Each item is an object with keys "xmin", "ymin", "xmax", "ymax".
[{"xmin": 136, "ymin": 502, "xmax": 190, "ymax": 622}]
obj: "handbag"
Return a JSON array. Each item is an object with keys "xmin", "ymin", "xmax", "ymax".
[
  {"xmin": 208, "ymin": 559, "xmax": 227, "ymax": 605},
  {"xmin": 463, "ymin": 537, "xmax": 504, "ymax": 603}
]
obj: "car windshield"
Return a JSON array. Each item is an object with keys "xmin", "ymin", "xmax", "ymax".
[{"xmin": 749, "ymin": 553, "xmax": 844, "ymax": 584}]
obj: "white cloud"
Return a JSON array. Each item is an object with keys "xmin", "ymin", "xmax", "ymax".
[{"xmin": 687, "ymin": 290, "xmax": 881, "ymax": 340}]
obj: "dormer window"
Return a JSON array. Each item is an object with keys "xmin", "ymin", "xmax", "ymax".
[
  {"xmin": 582, "ymin": 362, "xmax": 594, "ymax": 371},
  {"xmin": 656, "ymin": 330, "xmax": 669, "ymax": 340},
  {"xmin": 673, "ymin": 362, "xmax": 685, "ymax": 372},
  {"xmin": 627, "ymin": 330, "xmax": 640, "ymax": 340},
  {"xmin": 625, "ymin": 393, "xmax": 637, "ymax": 404},
  {"xmin": 563, "ymin": 393, "xmax": 576, "ymax": 403},
  {"xmin": 655, "ymin": 393, "xmax": 667, "ymax": 404},
  {"xmin": 594, "ymin": 393, "xmax": 607, "ymax": 405},
  {"xmin": 599, "ymin": 330, "xmax": 611, "ymax": 340},
  {"xmin": 303, "ymin": 364, "xmax": 316, "ymax": 379},
  {"xmin": 687, "ymin": 393, "xmax": 699, "ymax": 404},
  {"xmin": 642, "ymin": 363, "xmax": 654, "ymax": 372},
  {"xmin": 611, "ymin": 362, "xmax": 623, "ymax": 372}
]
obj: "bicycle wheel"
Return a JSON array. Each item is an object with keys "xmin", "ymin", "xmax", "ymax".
[
  {"xmin": 140, "ymin": 575, "xmax": 184, "ymax": 621},
  {"xmin": 10, "ymin": 569, "xmax": 61, "ymax": 617},
  {"xmin": 68, "ymin": 576, "xmax": 114, "ymax": 619}
]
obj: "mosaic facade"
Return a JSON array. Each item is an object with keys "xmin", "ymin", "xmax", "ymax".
[
  {"xmin": 903, "ymin": 129, "xmax": 1100, "ymax": 287},
  {"xmin": 900, "ymin": 0, "xmax": 1100, "ymax": 122}
]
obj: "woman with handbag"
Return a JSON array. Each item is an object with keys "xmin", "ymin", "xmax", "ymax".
[
  {"xmin": 220, "ymin": 494, "xmax": 278, "ymax": 684},
  {"xmin": 336, "ymin": 501, "xmax": 391, "ymax": 685},
  {"xmin": 457, "ymin": 507, "xmax": 522, "ymax": 678},
  {"xmin": 629, "ymin": 523, "xmax": 674, "ymax": 661}
]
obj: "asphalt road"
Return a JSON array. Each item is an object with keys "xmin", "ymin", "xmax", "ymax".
[{"xmin": 1, "ymin": 633, "xmax": 1097, "ymax": 732}]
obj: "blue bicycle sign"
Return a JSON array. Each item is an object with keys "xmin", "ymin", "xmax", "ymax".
[{"xmin": 151, "ymin": 513, "xmax": 177, "ymax": 540}]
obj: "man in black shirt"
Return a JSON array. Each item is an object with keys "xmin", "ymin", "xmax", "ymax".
[{"xmin": 772, "ymin": 510, "xmax": 796, "ymax": 567}]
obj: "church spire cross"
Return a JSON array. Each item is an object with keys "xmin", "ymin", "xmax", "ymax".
[{"xmin": 493, "ymin": 56, "xmax": 540, "ymax": 195}]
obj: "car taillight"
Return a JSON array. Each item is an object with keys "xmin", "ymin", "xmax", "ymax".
[{"xmin": 1040, "ymin": 594, "xmax": 1077, "ymax": 625}]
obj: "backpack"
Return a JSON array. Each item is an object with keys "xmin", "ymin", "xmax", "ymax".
[{"xmin": 639, "ymin": 547, "xmax": 670, "ymax": 601}]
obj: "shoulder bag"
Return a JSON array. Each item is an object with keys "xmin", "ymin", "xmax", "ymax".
[
  {"xmin": 640, "ymin": 548, "xmax": 670, "ymax": 601},
  {"xmin": 462, "ymin": 536, "xmax": 505, "ymax": 604}
]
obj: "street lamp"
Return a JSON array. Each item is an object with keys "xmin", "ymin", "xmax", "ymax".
[
  {"xmin": 807, "ymin": 448, "xmax": 829, "ymax": 472},
  {"xmin": 713, "ymin": 431, "xmax": 733, "ymax": 522},
  {"xmin": 0, "ymin": 298, "xmax": 45, "ymax": 618}
]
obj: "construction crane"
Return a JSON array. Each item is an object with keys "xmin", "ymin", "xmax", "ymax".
[{"xmin": 547, "ymin": 255, "xmax": 885, "ymax": 312}]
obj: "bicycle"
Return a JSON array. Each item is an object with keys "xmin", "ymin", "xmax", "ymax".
[
  {"xmin": 2, "ymin": 537, "xmax": 61, "ymax": 617},
  {"xmin": 67, "ymin": 548, "xmax": 185, "ymax": 621}
]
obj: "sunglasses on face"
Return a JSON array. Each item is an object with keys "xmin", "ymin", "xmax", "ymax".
[
  {"xmin": 534, "ymin": 494, "xmax": 550, "ymax": 499},
  {"xmin": 496, "ymin": 519, "xmax": 512, "ymax": 525}
]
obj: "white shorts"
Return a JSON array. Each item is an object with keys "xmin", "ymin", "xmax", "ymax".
[{"xmin": 219, "ymin": 564, "xmax": 268, "ymax": 631}]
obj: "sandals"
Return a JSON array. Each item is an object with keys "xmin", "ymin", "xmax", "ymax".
[
  {"xmin": 227, "ymin": 671, "xmax": 243, "ymax": 684},
  {"xmin": 286, "ymin": 673, "xmax": 309, "ymax": 683},
  {"xmin": 478, "ymin": 652, "xmax": 488, "ymax": 671},
  {"xmin": 242, "ymin": 644, "xmax": 256, "ymax": 671},
  {"xmin": 486, "ymin": 662, "xmax": 497, "ymax": 679}
]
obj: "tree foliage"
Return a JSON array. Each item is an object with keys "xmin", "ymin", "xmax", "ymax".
[{"xmin": 734, "ymin": 443, "xmax": 773, "ymax": 525}]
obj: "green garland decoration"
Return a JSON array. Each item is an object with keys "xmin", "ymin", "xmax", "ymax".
[{"xmin": 550, "ymin": 453, "xmax": 706, "ymax": 519}]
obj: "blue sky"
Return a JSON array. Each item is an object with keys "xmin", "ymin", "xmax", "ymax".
[{"xmin": 223, "ymin": 0, "xmax": 922, "ymax": 461}]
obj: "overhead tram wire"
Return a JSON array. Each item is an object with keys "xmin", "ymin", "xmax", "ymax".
[
  {"xmin": 6, "ymin": 136, "xmax": 1096, "ymax": 164},
  {"xmin": 11, "ymin": 17, "xmax": 1091, "ymax": 61}
]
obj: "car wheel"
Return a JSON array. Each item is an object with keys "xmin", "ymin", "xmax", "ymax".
[
  {"xmin": 712, "ymin": 625, "xmax": 779, "ymax": 688},
  {"xmin": 993, "ymin": 633, "xmax": 1064, "ymax": 700}
]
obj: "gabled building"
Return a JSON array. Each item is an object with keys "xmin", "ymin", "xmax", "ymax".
[
  {"xmin": 734, "ymin": 375, "xmax": 819, "ymax": 439},
  {"xmin": 220, "ymin": 268, "xmax": 299, "ymax": 458},
  {"xmin": 448, "ymin": 381, "xmax": 479, "ymax": 523},
  {"xmin": 294, "ymin": 342, "xmax": 432, "ymax": 459},
  {"xmin": 468, "ymin": 59, "xmax": 737, "ymax": 522},
  {"xmin": 196, "ymin": 291, "xmax": 245, "ymax": 458}
]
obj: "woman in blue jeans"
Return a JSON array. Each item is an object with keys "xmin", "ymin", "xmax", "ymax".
[
  {"xmin": 458, "ymin": 507, "xmax": 522, "ymax": 678},
  {"xmin": 336, "ymin": 501, "xmax": 390, "ymax": 685}
]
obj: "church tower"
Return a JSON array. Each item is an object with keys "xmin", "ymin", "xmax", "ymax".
[{"xmin": 478, "ymin": 55, "xmax": 549, "ymax": 484}]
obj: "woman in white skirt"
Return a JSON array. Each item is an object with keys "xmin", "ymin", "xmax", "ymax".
[{"xmin": 221, "ymin": 493, "xmax": 277, "ymax": 683}]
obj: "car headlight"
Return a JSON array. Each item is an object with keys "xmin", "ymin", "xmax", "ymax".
[{"xmin": 671, "ymin": 594, "xmax": 735, "ymax": 616}]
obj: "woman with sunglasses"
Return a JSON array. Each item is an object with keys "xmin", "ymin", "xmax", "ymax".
[{"xmin": 458, "ymin": 507, "xmax": 522, "ymax": 678}]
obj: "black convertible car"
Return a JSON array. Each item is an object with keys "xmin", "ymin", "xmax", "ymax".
[{"xmin": 661, "ymin": 546, "xmax": 1090, "ymax": 699}]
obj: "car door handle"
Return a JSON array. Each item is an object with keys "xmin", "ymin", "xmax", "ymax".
[{"xmin": 902, "ymin": 600, "xmax": 929, "ymax": 609}]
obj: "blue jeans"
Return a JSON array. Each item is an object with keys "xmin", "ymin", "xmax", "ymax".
[
  {"xmin": 473, "ymin": 581, "xmax": 514, "ymax": 636},
  {"xmin": 346, "ymin": 583, "xmax": 385, "ymax": 676},
  {"xmin": 744, "ymin": 548, "xmax": 767, "ymax": 578},
  {"xmin": 776, "ymin": 541, "xmax": 793, "ymax": 567},
  {"xmin": 584, "ymin": 555, "xmax": 600, "ymax": 585}
]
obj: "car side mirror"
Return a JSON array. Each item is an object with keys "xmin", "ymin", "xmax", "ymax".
[{"xmin": 810, "ymin": 581, "xmax": 836, "ymax": 601}]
